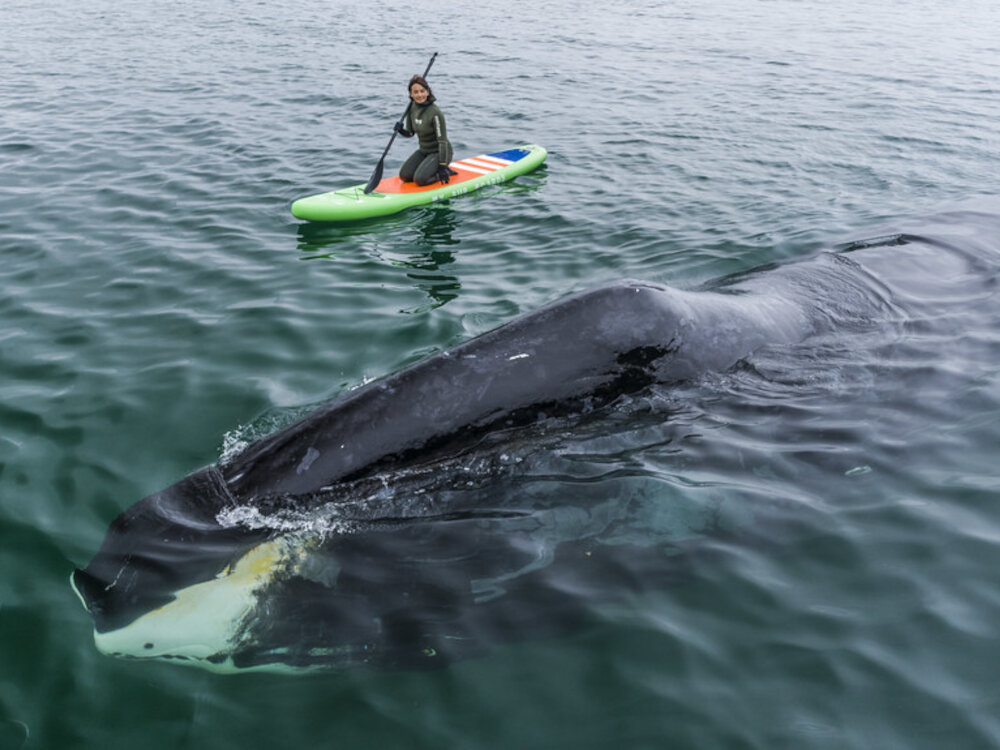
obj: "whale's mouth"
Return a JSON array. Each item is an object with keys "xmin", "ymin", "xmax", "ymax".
[
  {"xmin": 70, "ymin": 566, "xmax": 177, "ymax": 634},
  {"xmin": 71, "ymin": 466, "xmax": 270, "ymax": 633},
  {"xmin": 74, "ymin": 536, "xmax": 304, "ymax": 672}
]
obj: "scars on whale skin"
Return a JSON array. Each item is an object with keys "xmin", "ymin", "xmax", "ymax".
[{"xmin": 71, "ymin": 204, "xmax": 1000, "ymax": 672}]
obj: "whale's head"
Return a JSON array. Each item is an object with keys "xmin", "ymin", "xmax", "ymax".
[{"xmin": 70, "ymin": 466, "xmax": 279, "ymax": 670}]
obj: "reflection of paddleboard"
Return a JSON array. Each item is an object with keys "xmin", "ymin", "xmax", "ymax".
[{"xmin": 291, "ymin": 145, "xmax": 547, "ymax": 222}]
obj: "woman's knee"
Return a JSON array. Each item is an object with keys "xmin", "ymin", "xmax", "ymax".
[
  {"xmin": 414, "ymin": 156, "xmax": 439, "ymax": 186},
  {"xmin": 399, "ymin": 151, "xmax": 424, "ymax": 182}
]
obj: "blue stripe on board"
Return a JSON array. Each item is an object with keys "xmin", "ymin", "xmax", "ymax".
[{"xmin": 488, "ymin": 148, "xmax": 530, "ymax": 162}]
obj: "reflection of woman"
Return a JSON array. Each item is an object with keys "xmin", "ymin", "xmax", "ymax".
[{"xmin": 395, "ymin": 75, "xmax": 454, "ymax": 186}]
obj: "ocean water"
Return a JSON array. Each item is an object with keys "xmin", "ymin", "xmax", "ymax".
[{"xmin": 3, "ymin": 0, "xmax": 1000, "ymax": 747}]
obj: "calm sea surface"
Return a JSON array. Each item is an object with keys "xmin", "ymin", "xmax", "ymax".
[{"xmin": 3, "ymin": 0, "xmax": 1000, "ymax": 747}]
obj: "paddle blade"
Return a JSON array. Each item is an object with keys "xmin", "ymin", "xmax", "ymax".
[{"xmin": 364, "ymin": 159, "xmax": 384, "ymax": 194}]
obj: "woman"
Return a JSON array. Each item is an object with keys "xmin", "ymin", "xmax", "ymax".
[{"xmin": 395, "ymin": 75, "xmax": 454, "ymax": 186}]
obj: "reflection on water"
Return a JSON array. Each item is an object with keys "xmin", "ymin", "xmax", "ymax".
[
  {"xmin": 410, "ymin": 205, "xmax": 461, "ymax": 248},
  {"xmin": 396, "ymin": 249, "xmax": 460, "ymax": 313},
  {"xmin": 396, "ymin": 208, "xmax": 461, "ymax": 313},
  {"xmin": 294, "ymin": 211, "xmax": 429, "ymax": 255},
  {"xmin": 296, "ymin": 206, "xmax": 462, "ymax": 313}
]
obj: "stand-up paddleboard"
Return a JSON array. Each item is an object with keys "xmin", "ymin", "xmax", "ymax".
[{"xmin": 291, "ymin": 145, "xmax": 547, "ymax": 222}]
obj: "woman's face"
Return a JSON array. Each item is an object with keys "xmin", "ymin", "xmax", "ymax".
[{"xmin": 410, "ymin": 83, "xmax": 429, "ymax": 104}]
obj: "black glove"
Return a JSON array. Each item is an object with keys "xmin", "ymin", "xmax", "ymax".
[
  {"xmin": 436, "ymin": 164, "xmax": 451, "ymax": 184},
  {"xmin": 393, "ymin": 121, "xmax": 406, "ymax": 135}
]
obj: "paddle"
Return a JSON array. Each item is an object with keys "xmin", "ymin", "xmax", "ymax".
[{"xmin": 363, "ymin": 52, "xmax": 439, "ymax": 194}]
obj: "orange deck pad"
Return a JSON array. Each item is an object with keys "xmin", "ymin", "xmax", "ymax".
[{"xmin": 375, "ymin": 163, "xmax": 484, "ymax": 194}]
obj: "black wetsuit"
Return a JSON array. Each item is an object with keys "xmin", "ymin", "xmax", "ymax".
[{"xmin": 398, "ymin": 101, "xmax": 453, "ymax": 186}]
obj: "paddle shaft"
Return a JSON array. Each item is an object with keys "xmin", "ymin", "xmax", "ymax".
[{"xmin": 364, "ymin": 52, "xmax": 438, "ymax": 193}]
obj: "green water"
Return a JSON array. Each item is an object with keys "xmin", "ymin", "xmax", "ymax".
[{"xmin": 3, "ymin": 0, "xmax": 1000, "ymax": 747}]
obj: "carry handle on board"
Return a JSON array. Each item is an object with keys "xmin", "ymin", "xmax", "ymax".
[{"xmin": 363, "ymin": 52, "xmax": 439, "ymax": 194}]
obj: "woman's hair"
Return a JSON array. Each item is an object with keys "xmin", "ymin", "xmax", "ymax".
[{"xmin": 408, "ymin": 75, "xmax": 436, "ymax": 104}]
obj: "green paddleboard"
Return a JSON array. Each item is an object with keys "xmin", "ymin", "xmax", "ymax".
[{"xmin": 291, "ymin": 144, "xmax": 547, "ymax": 222}]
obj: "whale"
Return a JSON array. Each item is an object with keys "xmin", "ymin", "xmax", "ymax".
[{"xmin": 71, "ymin": 202, "xmax": 1000, "ymax": 672}]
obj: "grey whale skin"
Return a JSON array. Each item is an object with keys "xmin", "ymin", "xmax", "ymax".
[{"xmin": 72, "ymin": 204, "xmax": 1000, "ymax": 671}]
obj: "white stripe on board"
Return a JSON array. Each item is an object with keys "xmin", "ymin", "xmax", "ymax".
[
  {"xmin": 477, "ymin": 155, "xmax": 514, "ymax": 166},
  {"xmin": 451, "ymin": 163, "xmax": 494, "ymax": 175},
  {"xmin": 463, "ymin": 158, "xmax": 504, "ymax": 171}
]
